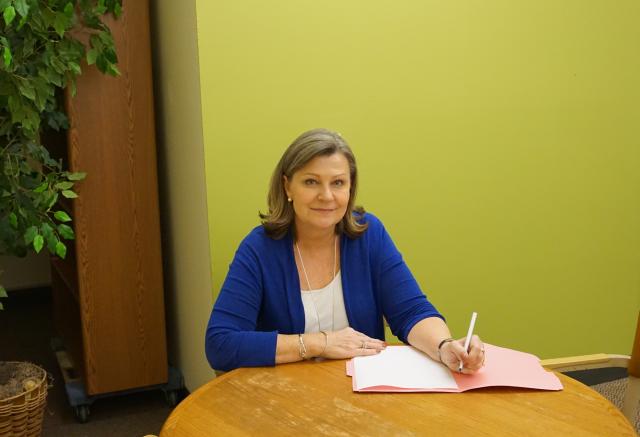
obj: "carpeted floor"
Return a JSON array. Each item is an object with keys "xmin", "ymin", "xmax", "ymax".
[
  {"xmin": 0, "ymin": 288, "xmax": 178, "ymax": 437},
  {"xmin": 591, "ymin": 377, "xmax": 640, "ymax": 434}
]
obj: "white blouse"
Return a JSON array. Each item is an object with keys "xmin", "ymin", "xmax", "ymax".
[{"xmin": 301, "ymin": 271, "xmax": 350, "ymax": 333}]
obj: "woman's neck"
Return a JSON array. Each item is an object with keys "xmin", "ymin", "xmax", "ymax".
[{"xmin": 294, "ymin": 223, "xmax": 336, "ymax": 249}]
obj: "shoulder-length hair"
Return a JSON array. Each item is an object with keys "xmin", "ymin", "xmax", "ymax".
[{"xmin": 260, "ymin": 128, "xmax": 368, "ymax": 239}]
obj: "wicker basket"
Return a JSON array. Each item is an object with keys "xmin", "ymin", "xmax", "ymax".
[{"xmin": 0, "ymin": 362, "xmax": 48, "ymax": 437}]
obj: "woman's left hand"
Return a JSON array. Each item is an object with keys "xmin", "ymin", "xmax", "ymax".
[{"xmin": 438, "ymin": 335, "xmax": 485, "ymax": 374}]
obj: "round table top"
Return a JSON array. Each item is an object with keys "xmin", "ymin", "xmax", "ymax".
[{"xmin": 160, "ymin": 358, "xmax": 636, "ymax": 436}]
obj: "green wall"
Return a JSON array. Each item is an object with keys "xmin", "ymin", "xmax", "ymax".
[{"xmin": 196, "ymin": 1, "xmax": 640, "ymax": 358}]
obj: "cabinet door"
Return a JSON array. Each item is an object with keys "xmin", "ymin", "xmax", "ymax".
[{"xmin": 65, "ymin": 0, "xmax": 167, "ymax": 395}]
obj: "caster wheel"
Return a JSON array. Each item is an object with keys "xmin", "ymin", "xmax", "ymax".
[
  {"xmin": 74, "ymin": 405, "xmax": 90, "ymax": 423},
  {"xmin": 164, "ymin": 389, "xmax": 178, "ymax": 407}
]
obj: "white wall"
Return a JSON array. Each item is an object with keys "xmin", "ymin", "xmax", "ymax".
[{"xmin": 0, "ymin": 252, "xmax": 51, "ymax": 291}]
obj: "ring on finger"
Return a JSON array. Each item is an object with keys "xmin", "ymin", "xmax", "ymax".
[{"xmin": 361, "ymin": 340, "xmax": 367, "ymax": 350}]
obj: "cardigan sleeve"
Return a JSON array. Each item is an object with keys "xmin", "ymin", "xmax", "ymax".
[
  {"xmin": 205, "ymin": 237, "xmax": 278, "ymax": 371},
  {"xmin": 370, "ymin": 215, "xmax": 444, "ymax": 343}
]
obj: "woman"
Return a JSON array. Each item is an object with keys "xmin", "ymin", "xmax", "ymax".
[{"xmin": 205, "ymin": 128, "xmax": 485, "ymax": 373}]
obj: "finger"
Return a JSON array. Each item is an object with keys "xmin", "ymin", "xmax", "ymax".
[
  {"xmin": 459, "ymin": 366, "xmax": 481, "ymax": 375},
  {"xmin": 354, "ymin": 333, "xmax": 386, "ymax": 349},
  {"xmin": 356, "ymin": 339, "xmax": 385, "ymax": 351},
  {"xmin": 460, "ymin": 348, "xmax": 485, "ymax": 372},
  {"xmin": 365, "ymin": 337, "xmax": 386, "ymax": 348},
  {"xmin": 466, "ymin": 352, "xmax": 483, "ymax": 368},
  {"xmin": 451, "ymin": 339, "xmax": 476, "ymax": 372},
  {"xmin": 466, "ymin": 336, "xmax": 484, "ymax": 361},
  {"xmin": 447, "ymin": 340, "xmax": 467, "ymax": 361},
  {"xmin": 468, "ymin": 335, "xmax": 483, "ymax": 352},
  {"xmin": 460, "ymin": 355, "xmax": 485, "ymax": 372},
  {"xmin": 365, "ymin": 341, "xmax": 386, "ymax": 351},
  {"xmin": 351, "ymin": 339, "xmax": 385, "ymax": 355},
  {"xmin": 467, "ymin": 347, "xmax": 483, "ymax": 362}
]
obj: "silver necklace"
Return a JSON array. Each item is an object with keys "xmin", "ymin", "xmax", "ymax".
[{"xmin": 296, "ymin": 235, "xmax": 337, "ymax": 332}]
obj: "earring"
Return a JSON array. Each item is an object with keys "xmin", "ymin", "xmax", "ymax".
[{"xmin": 287, "ymin": 197, "xmax": 292, "ymax": 202}]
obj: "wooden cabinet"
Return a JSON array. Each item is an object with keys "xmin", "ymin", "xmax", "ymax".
[{"xmin": 50, "ymin": 0, "xmax": 168, "ymax": 396}]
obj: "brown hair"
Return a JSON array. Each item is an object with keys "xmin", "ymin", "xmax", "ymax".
[{"xmin": 260, "ymin": 128, "xmax": 368, "ymax": 239}]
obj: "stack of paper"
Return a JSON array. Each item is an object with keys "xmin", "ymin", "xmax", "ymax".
[{"xmin": 347, "ymin": 344, "xmax": 562, "ymax": 392}]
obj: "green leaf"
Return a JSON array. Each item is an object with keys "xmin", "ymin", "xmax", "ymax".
[
  {"xmin": 22, "ymin": 37, "xmax": 35, "ymax": 58},
  {"xmin": 63, "ymin": 2, "xmax": 73, "ymax": 17},
  {"xmin": 43, "ymin": 225, "xmax": 58, "ymax": 252},
  {"xmin": 2, "ymin": 46, "xmax": 10, "ymax": 68},
  {"xmin": 67, "ymin": 172, "xmax": 87, "ymax": 181},
  {"xmin": 32, "ymin": 77, "xmax": 51, "ymax": 111},
  {"xmin": 0, "ymin": 301, "xmax": 4, "ymax": 310},
  {"xmin": 61, "ymin": 190, "xmax": 78, "ymax": 198},
  {"xmin": 55, "ymin": 241, "xmax": 67, "ymax": 259},
  {"xmin": 0, "ymin": 1, "xmax": 11, "ymax": 13},
  {"xmin": 47, "ymin": 192, "xmax": 59, "ymax": 209},
  {"xmin": 86, "ymin": 49, "xmax": 98, "ymax": 65},
  {"xmin": 68, "ymin": 61, "xmax": 81, "ymax": 75},
  {"xmin": 114, "ymin": 2, "xmax": 122, "ymax": 18},
  {"xmin": 3, "ymin": 5, "xmax": 15, "ymax": 26},
  {"xmin": 14, "ymin": 0, "xmax": 29, "ymax": 17},
  {"xmin": 0, "ymin": 285, "xmax": 7, "ymax": 298},
  {"xmin": 90, "ymin": 34, "xmax": 104, "ymax": 51},
  {"xmin": 24, "ymin": 226, "xmax": 38, "ymax": 244},
  {"xmin": 41, "ymin": 223, "xmax": 53, "ymax": 238},
  {"xmin": 16, "ymin": 13, "xmax": 27, "ymax": 29},
  {"xmin": 53, "ymin": 12, "xmax": 68, "ymax": 37},
  {"xmin": 106, "ymin": 64, "xmax": 120, "ymax": 76},
  {"xmin": 54, "ymin": 211, "xmax": 72, "ymax": 222},
  {"xmin": 94, "ymin": 0, "xmax": 107, "ymax": 15},
  {"xmin": 55, "ymin": 181, "xmax": 73, "ymax": 190},
  {"xmin": 17, "ymin": 80, "xmax": 36, "ymax": 101},
  {"xmin": 57, "ymin": 224, "xmax": 75, "ymax": 240},
  {"xmin": 8, "ymin": 212, "xmax": 17, "ymax": 229},
  {"xmin": 33, "ymin": 235, "xmax": 44, "ymax": 253}
]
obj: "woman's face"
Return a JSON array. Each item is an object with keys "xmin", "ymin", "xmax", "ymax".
[{"xmin": 284, "ymin": 153, "xmax": 351, "ymax": 235}]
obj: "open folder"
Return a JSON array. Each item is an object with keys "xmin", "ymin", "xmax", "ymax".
[{"xmin": 347, "ymin": 344, "xmax": 562, "ymax": 392}]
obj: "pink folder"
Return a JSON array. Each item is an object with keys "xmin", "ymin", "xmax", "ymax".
[{"xmin": 347, "ymin": 344, "xmax": 563, "ymax": 392}]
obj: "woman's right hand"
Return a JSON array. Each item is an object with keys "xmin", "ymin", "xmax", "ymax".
[{"xmin": 320, "ymin": 327, "xmax": 386, "ymax": 359}]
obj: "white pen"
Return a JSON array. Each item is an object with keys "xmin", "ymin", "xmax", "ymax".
[{"xmin": 458, "ymin": 312, "xmax": 478, "ymax": 372}]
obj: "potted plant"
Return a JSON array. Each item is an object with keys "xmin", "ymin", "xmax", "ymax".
[{"xmin": 0, "ymin": 0, "xmax": 121, "ymax": 433}]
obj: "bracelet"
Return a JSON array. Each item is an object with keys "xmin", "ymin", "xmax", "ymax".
[
  {"xmin": 319, "ymin": 331, "xmax": 329, "ymax": 357},
  {"xmin": 298, "ymin": 334, "xmax": 307, "ymax": 359},
  {"xmin": 437, "ymin": 338, "xmax": 454, "ymax": 364}
]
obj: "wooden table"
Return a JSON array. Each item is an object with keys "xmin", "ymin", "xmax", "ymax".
[{"xmin": 160, "ymin": 358, "xmax": 636, "ymax": 436}]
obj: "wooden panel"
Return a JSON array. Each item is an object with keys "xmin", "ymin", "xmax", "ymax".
[{"xmin": 65, "ymin": 0, "xmax": 167, "ymax": 395}]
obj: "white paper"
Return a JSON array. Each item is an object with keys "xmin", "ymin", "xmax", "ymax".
[{"xmin": 353, "ymin": 346, "xmax": 458, "ymax": 390}]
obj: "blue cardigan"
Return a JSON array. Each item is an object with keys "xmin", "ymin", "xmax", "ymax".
[{"xmin": 205, "ymin": 213, "xmax": 443, "ymax": 371}]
